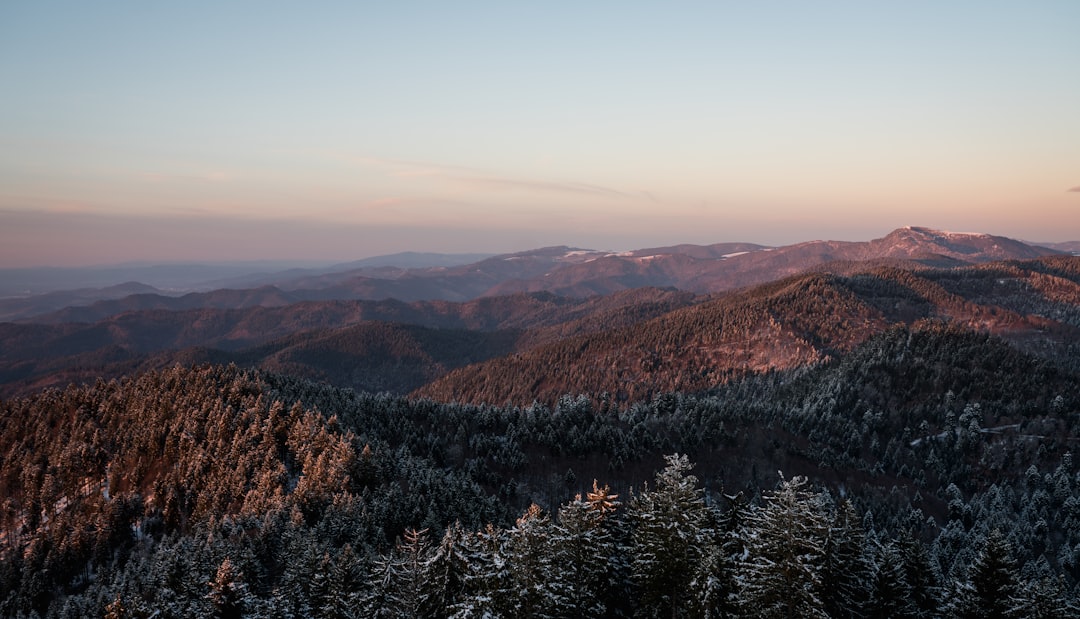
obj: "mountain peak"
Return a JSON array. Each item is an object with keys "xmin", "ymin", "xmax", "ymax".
[
  {"xmin": 898, "ymin": 226, "xmax": 989, "ymax": 239},
  {"xmin": 874, "ymin": 226, "xmax": 1054, "ymax": 261}
]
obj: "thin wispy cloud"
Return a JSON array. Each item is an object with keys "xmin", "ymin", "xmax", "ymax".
[
  {"xmin": 0, "ymin": 195, "xmax": 102, "ymax": 215},
  {"xmin": 139, "ymin": 171, "xmax": 234, "ymax": 183},
  {"xmin": 365, "ymin": 197, "xmax": 417, "ymax": 208},
  {"xmin": 1069, "ymin": 186, "xmax": 1080, "ymax": 192},
  {"xmin": 452, "ymin": 176, "xmax": 627, "ymax": 198},
  {"xmin": 349, "ymin": 157, "xmax": 484, "ymax": 179},
  {"xmin": 316, "ymin": 196, "xmax": 483, "ymax": 224},
  {"xmin": 349, "ymin": 156, "xmax": 635, "ymax": 201}
]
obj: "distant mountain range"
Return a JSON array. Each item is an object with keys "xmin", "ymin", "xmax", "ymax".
[
  {"xmin": 0, "ymin": 226, "xmax": 1077, "ymax": 402},
  {"xmin": 0, "ymin": 253, "xmax": 494, "ymax": 299},
  {"xmin": 0, "ymin": 227, "xmax": 1066, "ymax": 323},
  {"xmin": 1034, "ymin": 240, "xmax": 1080, "ymax": 254}
]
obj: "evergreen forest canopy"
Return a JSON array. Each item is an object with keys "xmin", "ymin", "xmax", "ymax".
[
  {"xmin": 1, "ymin": 322, "xmax": 1079, "ymax": 616},
  {"xmin": 1, "ymin": 251, "xmax": 1080, "ymax": 617}
]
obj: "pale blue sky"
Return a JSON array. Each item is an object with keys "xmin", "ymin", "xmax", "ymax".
[{"xmin": 1, "ymin": 2, "xmax": 1078, "ymax": 266}]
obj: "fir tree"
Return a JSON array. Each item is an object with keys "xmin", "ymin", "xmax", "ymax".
[
  {"xmin": 318, "ymin": 544, "xmax": 362, "ymax": 619},
  {"xmin": 450, "ymin": 524, "xmax": 512, "ymax": 618},
  {"xmin": 207, "ymin": 557, "xmax": 249, "ymax": 619},
  {"xmin": 505, "ymin": 503, "xmax": 570, "ymax": 617},
  {"xmin": 419, "ymin": 522, "xmax": 470, "ymax": 617},
  {"xmin": 630, "ymin": 453, "xmax": 710, "ymax": 618},
  {"xmin": 821, "ymin": 499, "xmax": 872, "ymax": 618},
  {"xmin": 898, "ymin": 531, "xmax": 941, "ymax": 618},
  {"xmin": 866, "ymin": 540, "xmax": 916, "ymax": 619},
  {"xmin": 271, "ymin": 523, "xmax": 320, "ymax": 618},
  {"xmin": 359, "ymin": 552, "xmax": 403, "ymax": 619},
  {"xmin": 950, "ymin": 529, "xmax": 1023, "ymax": 619},
  {"xmin": 554, "ymin": 485, "xmax": 618, "ymax": 617},
  {"xmin": 397, "ymin": 527, "xmax": 433, "ymax": 618},
  {"xmin": 739, "ymin": 473, "xmax": 830, "ymax": 619},
  {"xmin": 1026, "ymin": 574, "xmax": 1077, "ymax": 619},
  {"xmin": 688, "ymin": 515, "xmax": 739, "ymax": 619},
  {"xmin": 700, "ymin": 492, "xmax": 752, "ymax": 618}
]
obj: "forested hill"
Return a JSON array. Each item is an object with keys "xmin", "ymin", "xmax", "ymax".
[
  {"xmin": 0, "ymin": 287, "xmax": 696, "ymax": 399},
  {"xmin": 2, "ymin": 320, "xmax": 1079, "ymax": 615},
  {"xmin": 417, "ymin": 256, "xmax": 1080, "ymax": 406}
]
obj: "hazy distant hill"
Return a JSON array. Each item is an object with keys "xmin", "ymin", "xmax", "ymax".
[
  {"xmin": 15, "ymin": 247, "xmax": 605, "ymax": 323},
  {"xmin": 484, "ymin": 227, "xmax": 1061, "ymax": 297},
  {"xmin": 0, "ymin": 288, "xmax": 695, "ymax": 398},
  {"xmin": 6, "ymin": 227, "xmax": 1064, "ymax": 323},
  {"xmin": 0, "ymin": 252, "xmax": 493, "ymax": 301},
  {"xmin": 0, "ymin": 281, "xmax": 163, "ymax": 322},
  {"xmin": 1035, "ymin": 240, "xmax": 1080, "ymax": 254},
  {"xmin": 195, "ymin": 251, "xmax": 496, "ymax": 290},
  {"xmin": 268, "ymin": 246, "xmax": 608, "ymax": 301},
  {"xmin": 0, "ymin": 261, "xmax": 328, "ymax": 297},
  {"xmin": 346, "ymin": 227, "xmax": 1061, "ymax": 302}
]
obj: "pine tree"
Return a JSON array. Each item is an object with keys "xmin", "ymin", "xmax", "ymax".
[
  {"xmin": 688, "ymin": 514, "xmax": 738, "ymax": 619},
  {"xmin": 397, "ymin": 527, "xmax": 432, "ymax": 618},
  {"xmin": 272, "ymin": 524, "xmax": 320, "ymax": 618},
  {"xmin": 554, "ymin": 486, "xmax": 617, "ymax": 617},
  {"xmin": 630, "ymin": 453, "xmax": 710, "ymax": 618},
  {"xmin": 207, "ymin": 557, "xmax": 249, "ymax": 619},
  {"xmin": 318, "ymin": 544, "xmax": 361, "ymax": 619},
  {"xmin": 450, "ymin": 524, "xmax": 512, "ymax": 618},
  {"xmin": 821, "ymin": 499, "xmax": 872, "ymax": 618},
  {"xmin": 1026, "ymin": 574, "xmax": 1077, "ymax": 618},
  {"xmin": 586, "ymin": 478, "xmax": 621, "ymax": 517},
  {"xmin": 420, "ymin": 522, "xmax": 471, "ymax": 617},
  {"xmin": 950, "ymin": 529, "xmax": 1023, "ymax": 619},
  {"xmin": 504, "ymin": 503, "xmax": 569, "ymax": 617},
  {"xmin": 898, "ymin": 532, "xmax": 941, "ymax": 618},
  {"xmin": 866, "ymin": 540, "xmax": 916, "ymax": 618},
  {"xmin": 103, "ymin": 594, "xmax": 126, "ymax": 619},
  {"xmin": 739, "ymin": 473, "xmax": 830, "ymax": 619},
  {"xmin": 359, "ymin": 552, "xmax": 403, "ymax": 619},
  {"xmin": 590, "ymin": 480, "xmax": 634, "ymax": 618}
]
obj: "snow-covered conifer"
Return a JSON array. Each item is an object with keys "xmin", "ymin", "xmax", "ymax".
[
  {"xmin": 739, "ymin": 473, "xmax": 830, "ymax": 619},
  {"xmin": 630, "ymin": 453, "xmax": 710, "ymax": 617}
]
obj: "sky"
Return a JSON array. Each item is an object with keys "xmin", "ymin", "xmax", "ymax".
[{"xmin": 1, "ymin": 2, "xmax": 1078, "ymax": 267}]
